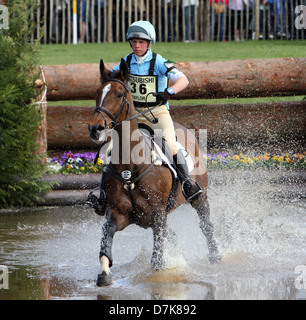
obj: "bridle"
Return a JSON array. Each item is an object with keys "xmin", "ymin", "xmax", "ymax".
[
  {"xmin": 94, "ymin": 78, "xmax": 130, "ymax": 129},
  {"xmin": 94, "ymin": 78, "xmax": 162, "ymax": 129}
]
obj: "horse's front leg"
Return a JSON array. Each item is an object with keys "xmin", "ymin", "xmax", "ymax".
[
  {"xmin": 151, "ymin": 212, "xmax": 168, "ymax": 270},
  {"xmin": 96, "ymin": 216, "xmax": 117, "ymax": 286},
  {"xmin": 191, "ymin": 194, "xmax": 221, "ymax": 263}
]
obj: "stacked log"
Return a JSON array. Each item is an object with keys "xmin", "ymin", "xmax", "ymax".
[
  {"xmin": 43, "ymin": 57, "xmax": 306, "ymax": 149},
  {"xmin": 44, "ymin": 58, "xmax": 306, "ymax": 101},
  {"xmin": 47, "ymin": 101, "xmax": 306, "ymax": 149}
]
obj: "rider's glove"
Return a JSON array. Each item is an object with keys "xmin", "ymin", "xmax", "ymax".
[{"xmin": 153, "ymin": 88, "xmax": 175, "ymax": 105}]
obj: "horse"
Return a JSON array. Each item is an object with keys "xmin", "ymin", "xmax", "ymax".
[{"xmin": 88, "ymin": 58, "xmax": 220, "ymax": 286}]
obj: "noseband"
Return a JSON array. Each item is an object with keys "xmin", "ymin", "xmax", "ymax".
[{"xmin": 94, "ymin": 78, "xmax": 130, "ymax": 129}]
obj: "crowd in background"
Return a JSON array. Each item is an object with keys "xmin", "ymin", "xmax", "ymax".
[{"xmin": 40, "ymin": 0, "xmax": 305, "ymax": 44}]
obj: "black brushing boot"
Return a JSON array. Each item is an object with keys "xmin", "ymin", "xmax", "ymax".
[{"xmin": 173, "ymin": 149, "xmax": 203, "ymax": 201}]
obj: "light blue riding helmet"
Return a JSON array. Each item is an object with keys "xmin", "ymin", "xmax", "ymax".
[{"xmin": 126, "ymin": 20, "xmax": 156, "ymax": 44}]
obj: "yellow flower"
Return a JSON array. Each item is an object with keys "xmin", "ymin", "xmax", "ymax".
[
  {"xmin": 67, "ymin": 165, "xmax": 72, "ymax": 170},
  {"xmin": 81, "ymin": 167, "xmax": 85, "ymax": 171},
  {"xmin": 277, "ymin": 156, "xmax": 284, "ymax": 162},
  {"xmin": 97, "ymin": 158, "xmax": 104, "ymax": 166},
  {"xmin": 247, "ymin": 157, "xmax": 254, "ymax": 164},
  {"xmin": 285, "ymin": 157, "xmax": 290, "ymax": 163},
  {"xmin": 233, "ymin": 155, "xmax": 240, "ymax": 160}
]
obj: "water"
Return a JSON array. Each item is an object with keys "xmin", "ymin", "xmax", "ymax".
[{"xmin": 0, "ymin": 169, "xmax": 305, "ymax": 300}]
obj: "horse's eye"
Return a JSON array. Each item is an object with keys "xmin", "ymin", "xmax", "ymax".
[{"xmin": 117, "ymin": 92, "xmax": 123, "ymax": 99}]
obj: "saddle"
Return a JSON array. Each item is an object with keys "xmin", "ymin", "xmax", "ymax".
[{"xmin": 86, "ymin": 123, "xmax": 194, "ymax": 213}]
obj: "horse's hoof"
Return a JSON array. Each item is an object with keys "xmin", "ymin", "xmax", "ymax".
[{"xmin": 96, "ymin": 271, "xmax": 113, "ymax": 286}]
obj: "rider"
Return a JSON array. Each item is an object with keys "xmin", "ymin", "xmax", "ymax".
[{"xmin": 91, "ymin": 20, "xmax": 202, "ymax": 215}]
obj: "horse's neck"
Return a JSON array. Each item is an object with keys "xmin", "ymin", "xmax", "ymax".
[{"xmin": 111, "ymin": 119, "xmax": 149, "ymax": 171}]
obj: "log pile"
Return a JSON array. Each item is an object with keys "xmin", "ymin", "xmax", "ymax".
[
  {"xmin": 47, "ymin": 101, "xmax": 306, "ymax": 149},
  {"xmin": 44, "ymin": 58, "xmax": 306, "ymax": 101}
]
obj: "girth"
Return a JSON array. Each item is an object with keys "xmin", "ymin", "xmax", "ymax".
[{"xmin": 104, "ymin": 158, "xmax": 161, "ymax": 219}]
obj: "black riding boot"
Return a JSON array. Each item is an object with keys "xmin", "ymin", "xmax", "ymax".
[
  {"xmin": 86, "ymin": 169, "xmax": 107, "ymax": 216},
  {"xmin": 173, "ymin": 149, "xmax": 203, "ymax": 201}
]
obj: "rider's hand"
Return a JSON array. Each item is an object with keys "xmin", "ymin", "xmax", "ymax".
[{"xmin": 153, "ymin": 91, "xmax": 170, "ymax": 105}]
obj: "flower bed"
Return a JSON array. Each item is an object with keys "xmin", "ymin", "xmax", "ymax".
[
  {"xmin": 205, "ymin": 152, "xmax": 305, "ymax": 170},
  {"xmin": 48, "ymin": 151, "xmax": 305, "ymax": 175},
  {"xmin": 48, "ymin": 151, "xmax": 104, "ymax": 175}
]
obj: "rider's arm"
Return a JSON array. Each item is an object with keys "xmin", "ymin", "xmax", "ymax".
[{"xmin": 168, "ymin": 72, "xmax": 189, "ymax": 94}]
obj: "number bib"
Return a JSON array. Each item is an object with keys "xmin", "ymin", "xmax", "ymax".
[{"xmin": 128, "ymin": 74, "xmax": 158, "ymax": 107}]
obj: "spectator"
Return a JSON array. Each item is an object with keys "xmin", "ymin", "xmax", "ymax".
[
  {"xmin": 161, "ymin": 0, "xmax": 177, "ymax": 42},
  {"xmin": 184, "ymin": 0, "xmax": 199, "ymax": 42},
  {"xmin": 210, "ymin": 0, "xmax": 229, "ymax": 41},
  {"xmin": 230, "ymin": 0, "xmax": 253, "ymax": 41},
  {"xmin": 265, "ymin": 0, "xmax": 286, "ymax": 39}
]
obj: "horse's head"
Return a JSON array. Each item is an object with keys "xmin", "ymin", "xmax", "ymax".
[{"xmin": 88, "ymin": 58, "xmax": 132, "ymax": 144}]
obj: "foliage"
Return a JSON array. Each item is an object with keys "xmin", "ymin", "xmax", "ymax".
[{"xmin": 0, "ymin": 0, "xmax": 52, "ymax": 208}]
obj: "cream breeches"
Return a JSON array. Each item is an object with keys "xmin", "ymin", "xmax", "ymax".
[{"xmin": 136, "ymin": 105, "xmax": 178, "ymax": 156}]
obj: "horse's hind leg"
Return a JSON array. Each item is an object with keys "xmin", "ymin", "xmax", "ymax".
[
  {"xmin": 191, "ymin": 195, "xmax": 221, "ymax": 263},
  {"xmin": 96, "ymin": 217, "xmax": 117, "ymax": 286}
]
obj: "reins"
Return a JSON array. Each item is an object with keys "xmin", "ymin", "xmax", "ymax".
[{"xmin": 94, "ymin": 78, "xmax": 162, "ymax": 128}]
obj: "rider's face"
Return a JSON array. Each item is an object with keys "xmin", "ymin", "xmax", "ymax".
[{"xmin": 131, "ymin": 39, "xmax": 150, "ymax": 56}]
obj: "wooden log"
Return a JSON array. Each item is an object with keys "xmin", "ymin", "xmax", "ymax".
[
  {"xmin": 47, "ymin": 105, "xmax": 97, "ymax": 148},
  {"xmin": 47, "ymin": 101, "xmax": 306, "ymax": 149},
  {"xmin": 43, "ymin": 58, "xmax": 306, "ymax": 101}
]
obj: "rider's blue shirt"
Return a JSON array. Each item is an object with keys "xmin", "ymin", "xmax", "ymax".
[{"xmin": 113, "ymin": 49, "xmax": 171, "ymax": 108}]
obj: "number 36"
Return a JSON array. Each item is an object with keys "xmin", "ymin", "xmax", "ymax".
[{"xmin": 130, "ymin": 82, "xmax": 147, "ymax": 94}]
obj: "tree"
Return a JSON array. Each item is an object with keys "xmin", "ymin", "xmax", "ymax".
[{"xmin": 0, "ymin": 0, "xmax": 52, "ymax": 208}]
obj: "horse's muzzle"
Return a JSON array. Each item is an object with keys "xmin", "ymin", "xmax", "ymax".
[{"xmin": 88, "ymin": 124, "xmax": 104, "ymax": 143}]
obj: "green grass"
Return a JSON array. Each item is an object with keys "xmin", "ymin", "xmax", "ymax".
[
  {"xmin": 47, "ymin": 95, "xmax": 304, "ymax": 107},
  {"xmin": 39, "ymin": 40, "xmax": 306, "ymax": 65}
]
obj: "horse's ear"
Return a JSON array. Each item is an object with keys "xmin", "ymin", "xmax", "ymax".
[
  {"xmin": 119, "ymin": 58, "xmax": 129, "ymax": 82},
  {"xmin": 100, "ymin": 59, "xmax": 109, "ymax": 82}
]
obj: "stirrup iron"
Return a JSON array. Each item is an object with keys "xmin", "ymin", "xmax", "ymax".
[{"xmin": 181, "ymin": 179, "xmax": 203, "ymax": 201}]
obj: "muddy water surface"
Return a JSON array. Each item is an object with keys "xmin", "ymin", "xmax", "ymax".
[{"xmin": 0, "ymin": 170, "xmax": 305, "ymax": 300}]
